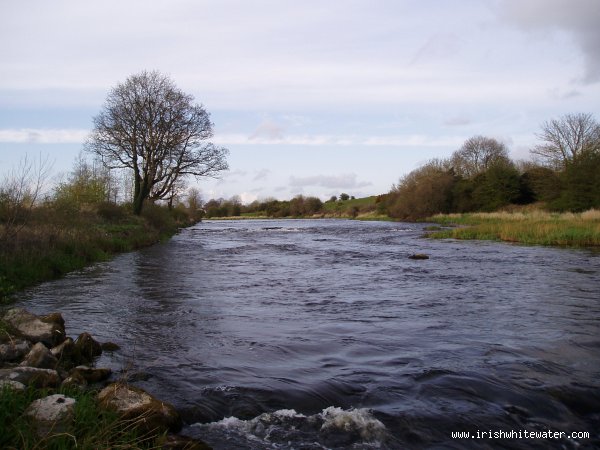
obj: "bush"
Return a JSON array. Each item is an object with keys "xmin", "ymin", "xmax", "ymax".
[
  {"xmin": 141, "ymin": 204, "xmax": 176, "ymax": 232},
  {"xmin": 96, "ymin": 201, "xmax": 127, "ymax": 222}
]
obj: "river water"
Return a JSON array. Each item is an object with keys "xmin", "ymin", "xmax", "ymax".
[{"xmin": 18, "ymin": 219, "xmax": 600, "ymax": 449}]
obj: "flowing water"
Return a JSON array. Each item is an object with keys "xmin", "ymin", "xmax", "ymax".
[{"xmin": 18, "ymin": 219, "xmax": 600, "ymax": 449}]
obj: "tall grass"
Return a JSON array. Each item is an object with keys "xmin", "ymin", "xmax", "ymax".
[
  {"xmin": 0, "ymin": 385, "xmax": 159, "ymax": 449},
  {"xmin": 0, "ymin": 203, "xmax": 192, "ymax": 301},
  {"xmin": 427, "ymin": 209, "xmax": 600, "ymax": 247}
]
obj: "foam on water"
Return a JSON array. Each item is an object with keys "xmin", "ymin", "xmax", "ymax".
[{"xmin": 190, "ymin": 406, "xmax": 389, "ymax": 449}]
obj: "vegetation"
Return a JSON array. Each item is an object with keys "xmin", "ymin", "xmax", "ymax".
[
  {"xmin": 0, "ymin": 385, "xmax": 160, "ymax": 450},
  {"xmin": 87, "ymin": 70, "xmax": 229, "ymax": 215},
  {"xmin": 382, "ymin": 113, "xmax": 600, "ymax": 221},
  {"xmin": 0, "ymin": 156, "xmax": 201, "ymax": 303},
  {"xmin": 427, "ymin": 209, "xmax": 600, "ymax": 247}
]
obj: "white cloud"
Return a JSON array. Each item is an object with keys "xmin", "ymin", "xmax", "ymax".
[
  {"xmin": 289, "ymin": 173, "xmax": 372, "ymax": 189},
  {"xmin": 0, "ymin": 128, "xmax": 88, "ymax": 144},
  {"xmin": 249, "ymin": 119, "xmax": 285, "ymax": 141},
  {"xmin": 499, "ymin": 0, "xmax": 600, "ymax": 83}
]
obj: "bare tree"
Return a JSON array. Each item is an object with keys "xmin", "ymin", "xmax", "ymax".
[
  {"xmin": 87, "ymin": 70, "xmax": 229, "ymax": 214},
  {"xmin": 0, "ymin": 155, "xmax": 52, "ymax": 241},
  {"xmin": 531, "ymin": 113, "xmax": 600, "ymax": 169},
  {"xmin": 451, "ymin": 136, "xmax": 510, "ymax": 178}
]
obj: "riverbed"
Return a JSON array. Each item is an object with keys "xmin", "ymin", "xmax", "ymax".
[{"xmin": 18, "ymin": 219, "xmax": 600, "ymax": 449}]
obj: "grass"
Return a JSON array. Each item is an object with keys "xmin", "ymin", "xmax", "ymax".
[
  {"xmin": 0, "ymin": 203, "xmax": 194, "ymax": 302},
  {"xmin": 0, "ymin": 385, "xmax": 161, "ymax": 450},
  {"xmin": 426, "ymin": 209, "xmax": 600, "ymax": 247}
]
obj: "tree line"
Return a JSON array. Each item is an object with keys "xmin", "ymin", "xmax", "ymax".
[{"xmin": 379, "ymin": 113, "xmax": 600, "ymax": 220}]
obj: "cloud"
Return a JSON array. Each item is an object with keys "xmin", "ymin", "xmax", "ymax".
[
  {"xmin": 289, "ymin": 173, "xmax": 372, "ymax": 189},
  {"xmin": 253, "ymin": 168, "xmax": 271, "ymax": 181},
  {"xmin": 0, "ymin": 128, "xmax": 88, "ymax": 143},
  {"xmin": 444, "ymin": 116, "xmax": 471, "ymax": 126},
  {"xmin": 499, "ymin": 0, "xmax": 600, "ymax": 83},
  {"xmin": 249, "ymin": 119, "xmax": 285, "ymax": 141}
]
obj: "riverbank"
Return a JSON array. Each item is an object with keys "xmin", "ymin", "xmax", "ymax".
[
  {"xmin": 426, "ymin": 209, "xmax": 600, "ymax": 247},
  {"xmin": 0, "ymin": 203, "xmax": 197, "ymax": 303}
]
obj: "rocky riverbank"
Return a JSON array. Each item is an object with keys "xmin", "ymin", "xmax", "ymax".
[{"xmin": 0, "ymin": 307, "xmax": 211, "ymax": 449}]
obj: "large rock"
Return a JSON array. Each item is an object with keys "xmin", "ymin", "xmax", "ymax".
[
  {"xmin": 24, "ymin": 394, "xmax": 76, "ymax": 437},
  {"xmin": 158, "ymin": 434, "xmax": 213, "ymax": 450},
  {"xmin": 74, "ymin": 332, "xmax": 102, "ymax": 362},
  {"xmin": 50, "ymin": 337, "xmax": 74, "ymax": 361},
  {"xmin": 3, "ymin": 366, "xmax": 61, "ymax": 388},
  {"xmin": 2, "ymin": 308, "xmax": 66, "ymax": 347},
  {"xmin": 70, "ymin": 365, "xmax": 112, "ymax": 383},
  {"xmin": 19, "ymin": 342, "xmax": 58, "ymax": 369},
  {"xmin": 0, "ymin": 379, "xmax": 26, "ymax": 391},
  {"xmin": 0, "ymin": 339, "xmax": 31, "ymax": 363},
  {"xmin": 98, "ymin": 383, "xmax": 182, "ymax": 435}
]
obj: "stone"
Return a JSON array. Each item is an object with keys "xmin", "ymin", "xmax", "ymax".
[
  {"xmin": 158, "ymin": 434, "xmax": 213, "ymax": 450},
  {"xmin": 50, "ymin": 337, "xmax": 75, "ymax": 360},
  {"xmin": 70, "ymin": 365, "xmax": 112, "ymax": 383},
  {"xmin": 408, "ymin": 253, "xmax": 429, "ymax": 260},
  {"xmin": 19, "ymin": 342, "xmax": 58, "ymax": 370},
  {"xmin": 101, "ymin": 341, "xmax": 120, "ymax": 352},
  {"xmin": 24, "ymin": 394, "xmax": 76, "ymax": 437},
  {"xmin": 0, "ymin": 339, "xmax": 31, "ymax": 363},
  {"xmin": 5, "ymin": 366, "xmax": 61, "ymax": 388},
  {"xmin": 98, "ymin": 383, "xmax": 182, "ymax": 435},
  {"xmin": 2, "ymin": 308, "xmax": 65, "ymax": 347},
  {"xmin": 0, "ymin": 379, "xmax": 26, "ymax": 391},
  {"xmin": 74, "ymin": 332, "xmax": 102, "ymax": 362},
  {"xmin": 60, "ymin": 373, "xmax": 87, "ymax": 389}
]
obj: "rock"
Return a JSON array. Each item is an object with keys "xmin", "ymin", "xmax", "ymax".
[
  {"xmin": 408, "ymin": 253, "xmax": 429, "ymax": 260},
  {"xmin": 61, "ymin": 373, "xmax": 88, "ymax": 389},
  {"xmin": 4, "ymin": 366, "xmax": 61, "ymax": 388},
  {"xmin": 74, "ymin": 332, "xmax": 102, "ymax": 362},
  {"xmin": 0, "ymin": 379, "xmax": 26, "ymax": 391},
  {"xmin": 70, "ymin": 365, "xmax": 111, "ymax": 383},
  {"xmin": 2, "ymin": 308, "xmax": 66, "ymax": 347},
  {"xmin": 51, "ymin": 337, "xmax": 75, "ymax": 360},
  {"xmin": 98, "ymin": 383, "xmax": 182, "ymax": 435},
  {"xmin": 101, "ymin": 341, "xmax": 120, "ymax": 352},
  {"xmin": 19, "ymin": 342, "xmax": 58, "ymax": 369},
  {"xmin": 24, "ymin": 394, "xmax": 76, "ymax": 437},
  {"xmin": 158, "ymin": 434, "xmax": 213, "ymax": 450},
  {"xmin": 0, "ymin": 339, "xmax": 31, "ymax": 363}
]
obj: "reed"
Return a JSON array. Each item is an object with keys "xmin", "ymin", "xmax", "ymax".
[{"xmin": 427, "ymin": 209, "xmax": 600, "ymax": 247}]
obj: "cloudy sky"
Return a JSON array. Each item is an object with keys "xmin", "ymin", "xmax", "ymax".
[{"xmin": 1, "ymin": 0, "xmax": 599, "ymax": 203}]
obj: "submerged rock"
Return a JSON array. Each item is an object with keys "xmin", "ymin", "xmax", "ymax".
[
  {"xmin": 24, "ymin": 394, "xmax": 76, "ymax": 437},
  {"xmin": 101, "ymin": 341, "xmax": 120, "ymax": 352},
  {"xmin": 98, "ymin": 382, "xmax": 182, "ymax": 435},
  {"xmin": 74, "ymin": 332, "xmax": 102, "ymax": 362},
  {"xmin": 2, "ymin": 308, "xmax": 66, "ymax": 347},
  {"xmin": 19, "ymin": 342, "xmax": 58, "ymax": 370},
  {"xmin": 408, "ymin": 253, "xmax": 429, "ymax": 260},
  {"xmin": 158, "ymin": 434, "xmax": 213, "ymax": 450}
]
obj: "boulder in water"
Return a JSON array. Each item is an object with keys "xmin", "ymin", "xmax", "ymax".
[
  {"xmin": 408, "ymin": 253, "xmax": 429, "ymax": 260},
  {"xmin": 19, "ymin": 342, "xmax": 58, "ymax": 370},
  {"xmin": 73, "ymin": 332, "xmax": 102, "ymax": 363},
  {"xmin": 98, "ymin": 382, "xmax": 182, "ymax": 435}
]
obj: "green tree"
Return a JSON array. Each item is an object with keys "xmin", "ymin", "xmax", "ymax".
[{"xmin": 87, "ymin": 71, "xmax": 229, "ymax": 215}]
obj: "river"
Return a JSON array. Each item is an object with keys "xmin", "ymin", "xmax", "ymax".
[{"xmin": 18, "ymin": 219, "xmax": 600, "ymax": 449}]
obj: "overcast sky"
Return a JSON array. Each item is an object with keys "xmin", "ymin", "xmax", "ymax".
[{"xmin": 1, "ymin": 0, "xmax": 599, "ymax": 202}]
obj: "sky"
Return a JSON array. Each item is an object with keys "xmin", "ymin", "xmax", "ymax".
[{"xmin": 1, "ymin": 0, "xmax": 599, "ymax": 203}]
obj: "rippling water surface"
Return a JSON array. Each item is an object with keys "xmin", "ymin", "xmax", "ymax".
[{"xmin": 19, "ymin": 219, "xmax": 600, "ymax": 449}]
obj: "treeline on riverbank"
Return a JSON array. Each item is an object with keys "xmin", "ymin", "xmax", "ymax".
[
  {"xmin": 202, "ymin": 194, "xmax": 384, "ymax": 219},
  {"xmin": 0, "ymin": 157, "xmax": 203, "ymax": 302},
  {"xmin": 378, "ymin": 113, "xmax": 600, "ymax": 220}
]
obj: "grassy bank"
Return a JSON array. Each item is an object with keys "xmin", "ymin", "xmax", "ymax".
[
  {"xmin": 426, "ymin": 209, "xmax": 600, "ymax": 247},
  {"xmin": 0, "ymin": 385, "xmax": 154, "ymax": 450},
  {"xmin": 0, "ymin": 203, "xmax": 195, "ymax": 302}
]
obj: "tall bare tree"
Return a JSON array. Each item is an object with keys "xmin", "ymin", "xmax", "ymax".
[
  {"xmin": 87, "ymin": 71, "xmax": 229, "ymax": 214},
  {"xmin": 451, "ymin": 136, "xmax": 510, "ymax": 178},
  {"xmin": 532, "ymin": 113, "xmax": 600, "ymax": 169}
]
